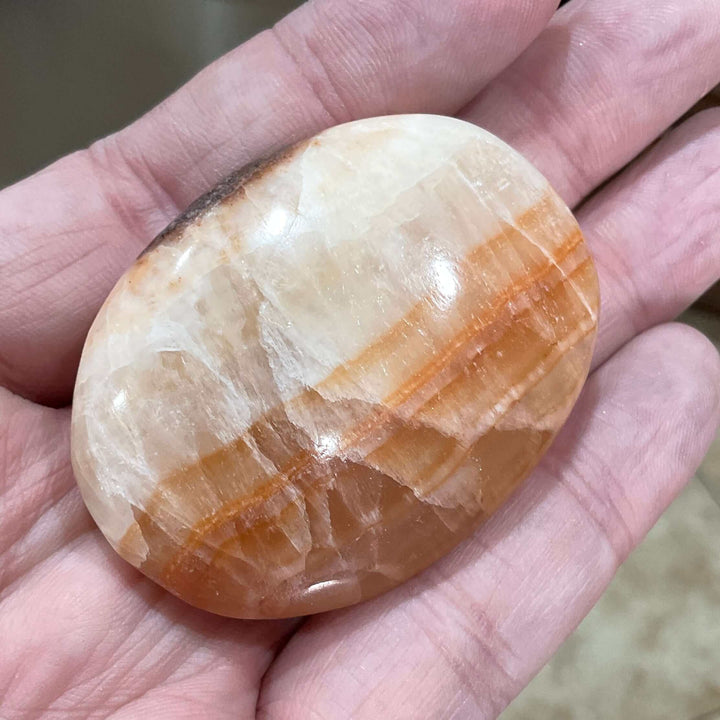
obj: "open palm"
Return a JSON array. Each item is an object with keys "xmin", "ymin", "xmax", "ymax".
[{"xmin": 2, "ymin": 1, "xmax": 720, "ymax": 718}]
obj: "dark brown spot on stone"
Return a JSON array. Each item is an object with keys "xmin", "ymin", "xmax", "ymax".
[{"xmin": 138, "ymin": 141, "xmax": 306, "ymax": 258}]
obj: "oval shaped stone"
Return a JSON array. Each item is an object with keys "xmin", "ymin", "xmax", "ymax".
[{"xmin": 71, "ymin": 115, "xmax": 599, "ymax": 618}]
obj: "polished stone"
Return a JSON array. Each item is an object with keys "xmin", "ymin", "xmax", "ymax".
[{"xmin": 71, "ymin": 114, "xmax": 599, "ymax": 618}]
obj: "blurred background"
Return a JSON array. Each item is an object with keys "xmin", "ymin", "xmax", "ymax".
[{"xmin": 1, "ymin": 1, "xmax": 718, "ymax": 718}]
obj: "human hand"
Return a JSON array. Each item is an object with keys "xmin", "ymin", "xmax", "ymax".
[{"xmin": 1, "ymin": 0, "xmax": 719, "ymax": 717}]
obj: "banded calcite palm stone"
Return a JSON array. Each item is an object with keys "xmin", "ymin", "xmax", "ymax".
[{"xmin": 71, "ymin": 115, "xmax": 599, "ymax": 619}]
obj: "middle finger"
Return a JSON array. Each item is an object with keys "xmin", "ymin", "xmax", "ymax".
[{"xmin": 462, "ymin": 0, "xmax": 720, "ymax": 207}]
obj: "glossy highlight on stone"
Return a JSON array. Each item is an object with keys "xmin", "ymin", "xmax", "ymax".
[{"xmin": 71, "ymin": 115, "xmax": 599, "ymax": 619}]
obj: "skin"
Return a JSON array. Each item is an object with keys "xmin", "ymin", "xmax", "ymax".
[{"xmin": 0, "ymin": 0, "xmax": 719, "ymax": 717}]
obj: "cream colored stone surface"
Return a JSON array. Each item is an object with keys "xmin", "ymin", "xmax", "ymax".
[{"xmin": 71, "ymin": 114, "xmax": 598, "ymax": 618}]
